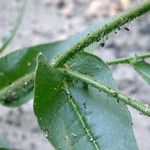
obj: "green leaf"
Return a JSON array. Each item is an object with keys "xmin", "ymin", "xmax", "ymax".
[
  {"xmin": 0, "ymin": 0, "xmax": 26, "ymax": 53},
  {"xmin": 0, "ymin": 41, "xmax": 64, "ymax": 107},
  {"xmin": 132, "ymin": 60, "xmax": 150, "ymax": 85},
  {"xmin": 34, "ymin": 53, "xmax": 138, "ymax": 150},
  {"xmin": 0, "ymin": 22, "xmax": 105, "ymax": 107}
]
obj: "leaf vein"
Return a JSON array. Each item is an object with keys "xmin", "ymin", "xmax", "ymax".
[{"xmin": 64, "ymin": 81, "xmax": 100, "ymax": 150}]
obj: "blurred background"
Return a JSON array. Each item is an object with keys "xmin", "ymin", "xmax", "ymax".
[{"xmin": 0, "ymin": 0, "xmax": 150, "ymax": 149}]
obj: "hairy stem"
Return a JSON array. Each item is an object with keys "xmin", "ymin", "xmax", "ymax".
[
  {"xmin": 61, "ymin": 69, "xmax": 150, "ymax": 116},
  {"xmin": 52, "ymin": 1, "xmax": 150, "ymax": 67},
  {"xmin": 107, "ymin": 53, "xmax": 150, "ymax": 65},
  {"xmin": 0, "ymin": 73, "xmax": 34, "ymax": 105}
]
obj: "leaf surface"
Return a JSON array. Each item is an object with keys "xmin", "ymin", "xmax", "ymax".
[
  {"xmin": 0, "ymin": 22, "xmax": 105, "ymax": 107},
  {"xmin": 133, "ymin": 60, "xmax": 150, "ymax": 85},
  {"xmin": 34, "ymin": 53, "xmax": 138, "ymax": 150}
]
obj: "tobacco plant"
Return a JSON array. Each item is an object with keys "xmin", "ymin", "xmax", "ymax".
[{"xmin": 0, "ymin": 1, "xmax": 150, "ymax": 149}]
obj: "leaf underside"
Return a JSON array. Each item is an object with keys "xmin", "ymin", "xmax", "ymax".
[
  {"xmin": 34, "ymin": 53, "xmax": 138, "ymax": 150},
  {"xmin": 133, "ymin": 60, "xmax": 150, "ymax": 85}
]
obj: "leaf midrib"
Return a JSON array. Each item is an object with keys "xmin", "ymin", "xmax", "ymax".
[{"xmin": 64, "ymin": 81, "xmax": 100, "ymax": 150}]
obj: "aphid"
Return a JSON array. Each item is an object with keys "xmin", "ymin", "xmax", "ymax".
[
  {"xmin": 63, "ymin": 64, "xmax": 69, "ymax": 71},
  {"xmin": 66, "ymin": 76, "xmax": 72, "ymax": 82},
  {"xmin": 100, "ymin": 42, "xmax": 105, "ymax": 47},
  {"xmin": 96, "ymin": 38, "xmax": 100, "ymax": 42},
  {"xmin": 83, "ymin": 103, "xmax": 86, "ymax": 109},
  {"xmin": 113, "ymin": 92, "xmax": 118, "ymax": 97},
  {"xmin": 69, "ymin": 94, "xmax": 73, "ymax": 99},
  {"xmin": 83, "ymin": 82, "xmax": 88, "ymax": 89},
  {"xmin": 124, "ymin": 27, "xmax": 129, "ymax": 31}
]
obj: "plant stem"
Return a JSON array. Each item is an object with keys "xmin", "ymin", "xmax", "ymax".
[
  {"xmin": 1, "ymin": 1, "xmax": 150, "ymax": 111},
  {"xmin": 61, "ymin": 69, "xmax": 150, "ymax": 116},
  {"xmin": 52, "ymin": 1, "xmax": 150, "ymax": 67},
  {"xmin": 0, "ymin": 0, "xmax": 27, "ymax": 53},
  {"xmin": 106, "ymin": 53, "xmax": 150, "ymax": 65},
  {"xmin": 0, "ymin": 73, "xmax": 34, "ymax": 106}
]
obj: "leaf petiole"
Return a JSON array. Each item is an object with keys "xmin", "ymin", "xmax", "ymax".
[{"xmin": 106, "ymin": 53, "xmax": 150, "ymax": 65}]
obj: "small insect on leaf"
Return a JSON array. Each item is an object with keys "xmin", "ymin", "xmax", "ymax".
[
  {"xmin": 124, "ymin": 27, "xmax": 130, "ymax": 31},
  {"xmin": 63, "ymin": 64, "xmax": 69, "ymax": 71},
  {"xmin": 100, "ymin": 42, "xmax": 105, "ymax": 47}
]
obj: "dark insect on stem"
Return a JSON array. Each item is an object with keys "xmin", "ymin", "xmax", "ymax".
[
  {"xmin": 69, "ymin": 94, "xmax": 73, "ymax": 99},
  {"xmin": 113, "ymin": 92, "xmax": 118, "ymax": 97},
  {"xmin": 83, "ymin": 103, "xmax": 86, "ymax": 109},
  {"xmin": 66, "ymin": 92, "xmax": 73, "ymax": 99},
  {"xmin": 112, "ymin": 92, "xmax": 119, "ymax": 103},
  {"xmin": 96, "ymin": 38, "xmax": 101, "ymax": 42},
  {"xmin": 83, "ymin": 82, "xmax": 88, "ymax": 89},
  {"xmin": 100, "ymin": 42, "xmax": 105, "ymax": 47},
  {"xmin": 124, "ymin": 27, "xmax": 129, "ymax": 31}
]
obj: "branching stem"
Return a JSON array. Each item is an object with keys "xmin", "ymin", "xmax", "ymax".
[
  {"xmin": 52, "ymin": 1, "xmax": 150, "ymax": 67},
  {"xmin": 61, "ymin": 69, "xmax": 150, "ymax": 116},
  {"xmin": 107, "ymin": 53, "xmax": 150, "ymax": 65},
  {"xmin": 0, "ymin": 1, "xmax": 150, "ymax": 117}
]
